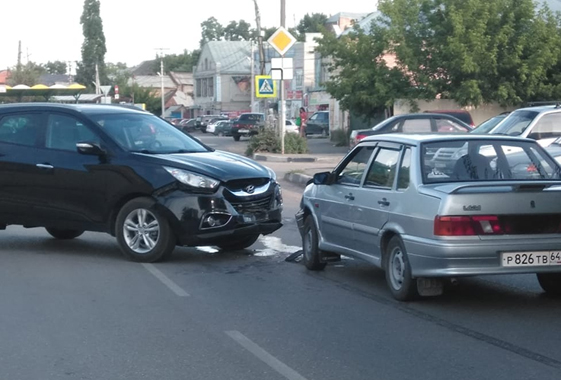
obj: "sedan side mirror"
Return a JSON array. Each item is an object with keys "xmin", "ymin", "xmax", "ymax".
[
  {"xmin": 77, "ymin": 142, "xmax": 106, "ymax": 156},
  {"xmin": 312, "ymin": 171, "xmax": 333, "ymax": 185}
]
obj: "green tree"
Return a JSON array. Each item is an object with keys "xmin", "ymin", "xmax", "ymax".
[
  {"xmin": 200, "ymin": 17, "xmax": 225, "ymax": 45},
  {"xmin": 75, "ymin": 0, "xmax": 108, "ymax": 89},
  {"xmin": 317, "ymin": 0, "xmax": 561, "ymax": 118},
  {"xmin": 297, "ymin": 13, "xmax": 328, "ymax": 35},
  {"xmin": 152, "ymin": 50, "xmax": 201, "ymax": 73},
  {"xmin": 224, "ymin": 20, "xmax": 254, "ymax": 40},
  {"xmin": 118, "ymin": 83, "xmax": 161, "ymax": 114},
  {"xmin": 43, "ymin": 60, "xmax": 68, "ymax": 75},
  {"xmin": 8, "ymin": 61, "xmax": 46, "ymax": 86}
]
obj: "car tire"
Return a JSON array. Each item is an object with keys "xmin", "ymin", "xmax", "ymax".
[
  {"xmin": 536, "ymin": 273, "xmax": 561, "ymax": 295},
  {"xmin": 302, "ymin": 216, "xmax": 327, "ymax": 271},
  {"xmin": 233, "ymin": 135, "xmax": 241, "ymax": 141},
  {"xmin": 45, "ymin": 228, "xmax": 84, "ymax": 240},
  {"xmin": 115, "ymin": 197, "xmax": 176, "ymax": 263},
  {"xmin": 385, "ymin": 236, "xmax": 418, "ymax": 301},
  {"xmin": 217, "ymin": 235, "xmax": 259, "ymax": 251}
]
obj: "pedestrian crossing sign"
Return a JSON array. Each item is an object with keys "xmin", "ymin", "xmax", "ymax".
[{"xmin": 255, "ymin": 75, "xmax": 277, "ymax": 98}]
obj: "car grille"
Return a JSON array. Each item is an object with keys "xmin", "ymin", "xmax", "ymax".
[
  {"xmin": 225, "ymin": 178, "xmax": 269, "ymax": 192},
  {"xmin": 230, "ymin": 195, "xmax": 273, "ymax": 214}
]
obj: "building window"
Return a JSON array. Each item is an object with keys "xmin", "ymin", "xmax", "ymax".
[
  {"xmin": 208, "ymin": 77, "xmax": 214, "ymax": 98},
  {"xmin": 196, "ymin": 79, "xmax": 201, "ymax": 97},
  {"xmin": 202, "ymin": 78, "xmax": 208, "ymax": 97}
]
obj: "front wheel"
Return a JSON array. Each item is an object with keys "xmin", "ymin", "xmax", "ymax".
[
  {"xmin": 217, "ymin": 235, "xmax": 259, "ymax": 251},
  {"xmin": 537, "ymin": 273, "xmax": 561, "ymax": 295},
  {"xmin": 385, "ymin": 236, "xmax": 418, "ymax": 301},
  {"xmin": 302, "ymin": 216, "xmax": 326, "ymax": 271},
  {"xmin": 115, "ymin": 197, "xmax": 176, "ymax": 263},
  {"xmin": 46, "ymin": 228, "xmax": 84, "ymax": 240},
  {"xmin": 233, "ymin": 135, "xmax": 241, "ymax": 141}
]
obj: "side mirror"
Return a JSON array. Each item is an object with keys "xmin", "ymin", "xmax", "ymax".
[
  {"xmin": 312, "ymin": 171, "xmax": 332, "ymax": 185},
  {"xmin": 77, "ymin": 142, "xmax": 106, "ymax": 156}
]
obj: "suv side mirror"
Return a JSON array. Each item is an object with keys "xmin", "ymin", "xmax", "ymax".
[{"xmin": 77, "ymin": 142, "xmax": 106, "ymax": 156}]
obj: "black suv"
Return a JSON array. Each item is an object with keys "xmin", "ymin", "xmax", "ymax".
[
  {"xmin": 231, "ymin": 113, "xmax": 265, "ymax": 141},
  {"xmin": 0, "ymin": 103, "xmax": 282, "ymax": 262}
]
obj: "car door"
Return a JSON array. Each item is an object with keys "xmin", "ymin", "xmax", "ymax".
[
  {"xmin": 315, "ymin": 144, "xmax": 376, "ymax": 251},
  {"xmin": 34, "ymin": 112, "xmax": 112, "ymax": 227},
  {"xmin": 0, "ymin": 111, "xmax": 47, "ymax": 223},
  {"xmin": 352, "ymin": 143, "xmax": 403, "ymax": 260}
]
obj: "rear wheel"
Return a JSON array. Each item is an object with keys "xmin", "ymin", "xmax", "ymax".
[
  {"xmin": 46, "ymin": 228, "xmax": 84, "ymax": 240},
  {"xmin": 302, "ymin": 217, "xmax": 326, "ymax": 271},
  {"xmin": 537, "ymin": 273, "xmax": 561, "ymax": 295},
  {"xmin": 115, "ymin": 197, "xmax": 176, "ymax": 263},
  {"xmin": 385, "ymin": 236, "xmax": 418, "ymax": 301},
  {"xmin": 217, "ymin": 235, "xmax": 259, "ymax": 251}
]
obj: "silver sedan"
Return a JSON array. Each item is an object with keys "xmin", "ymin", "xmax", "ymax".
[{"xmin": 296, "ymin": 134, "xmax": 561, "ymax": 301}]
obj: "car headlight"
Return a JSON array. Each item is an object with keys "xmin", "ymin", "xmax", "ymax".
[
  {"xmin": 164, "ymin": 167, "xmax": 220, "ymax": 190},
  {"xmin": 265, "ymin": 166, "xmax": 277, "ymax": 181}
]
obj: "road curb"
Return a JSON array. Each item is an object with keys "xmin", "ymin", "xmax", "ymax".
[{"xmin": 284, "ymin": 172, "xmax": 313, "ymax": 187}]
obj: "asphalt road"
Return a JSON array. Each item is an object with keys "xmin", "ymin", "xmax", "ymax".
[{"xmin": 1, "ymin": 132, "xmax": 560, "ymax": 380}]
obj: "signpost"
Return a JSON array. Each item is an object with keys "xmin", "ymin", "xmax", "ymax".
[{"xmin": 267, "ymin": 26, "xmax": 297, "ymax": 154}]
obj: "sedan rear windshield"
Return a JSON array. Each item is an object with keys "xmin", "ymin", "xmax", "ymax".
[
  {"xmin": 91, "ymin": 113, "xmax": 209, "ymax": 154},
  {"xmin": 423, "ymin": 139, "xmax": 561, "ymax": 183}
]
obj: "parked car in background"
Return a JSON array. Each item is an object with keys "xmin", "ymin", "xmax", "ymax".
[
  {"xmin": 231, "ymin": 113, "xmax": 265, "ymax": 141},
  {"xmin": 297, "ymin": 133, "xmax": 561, "ymax": 301},
  {"xmin": 213, "ymin": 120, "xmax": 233, "ymax": 136},
  {"xmin": 424, "ymin": 109, "xmax": 475, "ymax": 127},
  {"xmin": 470, "ymin": 112, "xmax": 511, "ymax": 134},
  {"xmin": 285, "ymin": 120, "xmax": 299, "ymax": 134},
  {"xmin": 0, "ymin": 103, "xmax": 283, "ymax": 263},
  {"xmin": 349, "ymin": 113, "xmax": 471, "ymax": 148},
  {"xmin": 178, "ymin": 118, "xmax": 197, "ymax": 133},
  {"xmin": 201, "ymin": 116, "xmax": 228, "ymax": 133},
  {"xmin": 207, "ymin": 120, "xmax": 230, "ymax": 135},
  {"xmin": 488, "ymin": 105, "xmax": 561, "ymax": 147},
  {"xmin": 305, "ymin": 111, "xmax": 329, "ymax": 137}
]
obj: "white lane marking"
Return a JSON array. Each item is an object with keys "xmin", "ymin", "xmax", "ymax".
[
  {"xmin": 142, "ymin": 263, "xmax": 189, "ymax": 297},
  {"xmin": 225, "ymin": 331, "xmax": 309, "ymax": 380},
  {"xmin": 256, "ymin": 236, "xmax": 301, "ymax": 257}
]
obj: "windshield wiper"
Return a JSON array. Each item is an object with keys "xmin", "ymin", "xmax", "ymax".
[{"xmin": 131, "ymin": 149, "xmax": 158, "ymax": 154}]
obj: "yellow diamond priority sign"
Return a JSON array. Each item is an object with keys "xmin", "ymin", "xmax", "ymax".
[{"xmin": 267, "ymin": 26, "xmax": 297, "ymax": 56}]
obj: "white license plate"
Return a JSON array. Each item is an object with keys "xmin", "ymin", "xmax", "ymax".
[
  {"xmin": 501, "ymin": 251, "xmax": 561, "ymax": 267},
  {"xmin": 238, "ymin": 129, "xmax": 249, "ymax": 133}
]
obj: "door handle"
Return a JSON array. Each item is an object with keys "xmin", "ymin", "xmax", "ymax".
[
  {"xmin": 36, "ymin": 163, "xmax": 54, "ymax": 169},
  {"xmin": 345, "ymin": 193, "xmax": 355, "ymax": 201},
  {"xmin": 378, "ymin": 198, "xmax": 390, "ymax": 206}
]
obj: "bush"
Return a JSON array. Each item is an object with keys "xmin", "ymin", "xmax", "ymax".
[
  {"xmin": 246, "ymin": 128, "xmax": 308, "ymax": 156},
  {"xmin": 331, "ymin": 129, "xmax": 349, "ymax": 147}
]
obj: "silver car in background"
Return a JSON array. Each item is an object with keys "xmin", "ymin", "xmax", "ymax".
[{"xmin": 296, "ymin": 134, "xmax": 561, "ymax": 301}]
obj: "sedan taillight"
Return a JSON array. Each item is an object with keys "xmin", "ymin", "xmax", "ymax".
[{"xmin": 434, "ymin": 215, "xmax": 503, "ymax": 236}]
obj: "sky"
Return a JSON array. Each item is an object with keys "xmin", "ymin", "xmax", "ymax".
[{"xmin": 0, "ymin": 0, "xmax": 377, "ymax": 72}]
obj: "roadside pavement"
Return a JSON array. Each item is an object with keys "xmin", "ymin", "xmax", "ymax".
[{"xmin": 252, "ymin": 137, "xmax": 348, "ymax": 187}]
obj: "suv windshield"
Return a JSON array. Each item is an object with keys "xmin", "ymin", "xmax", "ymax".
[
  {"xmin": 491, "ymin": 110, "xmax": 538, "ymax": 136},
  {"xmin": 90, "ymin": 113, "xmax": 209, "ymax": 154},
  {"xmin": 423, "ymin": 139, "xmax": 561, "ymax": 183}
]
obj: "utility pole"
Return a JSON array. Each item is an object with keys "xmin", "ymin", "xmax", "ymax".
[
  {"xmin": 252, "ymin": 0, "xmax": 266, "ymax": 75},
  {"xmin": 17, "ymin": 40, "xmax": 22, "ymax": 70},
  {"xmin": 280, "ymin": 0, "xmax": 286, "ymax": 154},
  {"xmin": 155, "ymin": 48, "xmax": 169, "ymax": 118},
  {"xmin": 250, "ymin": 41, "xmax": 256, "ymax": 112}
]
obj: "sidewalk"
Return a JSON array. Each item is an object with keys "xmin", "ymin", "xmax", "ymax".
[{"xmin": 252, "ymin": 137, "xmax": 348, "ymax": 187}]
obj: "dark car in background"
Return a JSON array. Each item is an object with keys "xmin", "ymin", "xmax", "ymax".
[
  {"xmin": 0, "ymin": 103, "xmax": 283, "ymax": 263},
  {"xmin": 201, "ymin": 116, "xmax": 228, "ymax": 133},
  {"xmin": 178, "ymin": 118, "xmax": 197, "ymax": 133},
  {"xmin": 305, "ymin": 111, "xmax": 329, "ymax": 137},
  {"xmin": 231, "ymin": 113, "xmax": 265, "ymax": 141},
  {"xmin": 424, "ymin": 109, "xmax": 475, "ymax": 127},
  {"xmin": 349, "ymin": 113, "xmax": 471, "ymax": 148}
]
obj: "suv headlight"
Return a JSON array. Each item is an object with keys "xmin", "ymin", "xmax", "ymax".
[{"xmin": 164, "ymin": 167, "xmax": 220, "ymax": 191}]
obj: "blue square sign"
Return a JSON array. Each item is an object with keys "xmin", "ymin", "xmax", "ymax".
[{"xmin": 255, "ymin": 76, "xmax": 277, "ymax": 98}]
